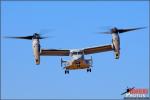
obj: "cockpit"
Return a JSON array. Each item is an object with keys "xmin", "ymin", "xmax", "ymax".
[
  {"xmin": 72, "ymin": 52, "xmax": 77, "ymax": 55},
  {"xmin": 70, "ymin": 50, "xmax": 84, "ymax": 60},
  {"xmin": 70, "ymin": 49, "xmax": 83, "ymax": 56}
]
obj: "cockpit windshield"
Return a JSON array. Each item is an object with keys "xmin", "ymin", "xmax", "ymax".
[
  {"xmin": 71, "ymin": 51, "xmax": 83, "ymax": 56},
  {"xmin": 72, "ymin": 52, "xmax": 78, "ymax": 55}
]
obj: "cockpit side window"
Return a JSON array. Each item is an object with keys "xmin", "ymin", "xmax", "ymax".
[
  {"xmin": 70, "ymin": 52, "xmax": 78, "ymax": 56},
  {"xmin": 72, "ymin": 52, "xmax": 78, "ymax": 55},
  {"xmin": 70, "ymin": 51, "xmax": 84, "ymax": 56}
]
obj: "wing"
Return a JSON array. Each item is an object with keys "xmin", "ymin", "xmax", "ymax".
[
  {"xmin": 83, "ymin": 44, "xmax": 113, "ymax": 55},
  {"xmin": 40, "ymin": 49, "xmax": 70, "ymax": 56}
]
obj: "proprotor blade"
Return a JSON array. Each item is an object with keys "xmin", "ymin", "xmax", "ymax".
[
  {"xmin": 38, "ymin": 36, "xmax": 48, "ymax": 39},
  {"xmin": 118, "ymin": 27, "xmax": 146, "ymax": 33},
  {"xmin": 98, "ymin": 32, "xmax": 111, "ymax": 34},
  {"xmin": 4, "ymin": 36, "xmax": 33, "ymax": 40}
]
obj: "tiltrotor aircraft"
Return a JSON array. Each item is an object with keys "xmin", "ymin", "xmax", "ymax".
[{"xmin": 5, "ymin": 27, "xmax": 145, "ymax": 74}]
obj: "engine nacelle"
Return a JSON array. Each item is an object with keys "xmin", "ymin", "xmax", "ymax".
[
  {"xmin": 112, "ymin": 39, "xmax": 120, "ymax": 59},
  {"xmin": 32, "ymin": 39, "xmax": 40, "ymax": 65}
]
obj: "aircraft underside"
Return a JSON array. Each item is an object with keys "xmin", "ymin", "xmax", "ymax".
[
  {"xmin": 64, "ymin": 65, "xmax": 92, "ymax": 74},
  {"xmin": 62, "ymin": 59, "xmax": 92, "ymax": 74}
]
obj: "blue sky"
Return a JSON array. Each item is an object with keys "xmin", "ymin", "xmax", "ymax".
[{"xmin": 1, "ymin": 1, "xmax": 149, "ymax": 99}]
